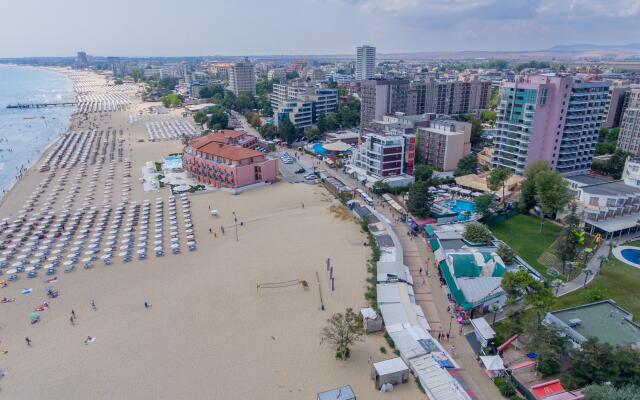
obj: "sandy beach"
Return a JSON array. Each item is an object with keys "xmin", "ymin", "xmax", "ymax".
[{"xmin": 0, "ymin": 71, "xmax": 421, "ymax": 399}]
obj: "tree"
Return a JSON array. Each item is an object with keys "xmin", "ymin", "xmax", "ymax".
[
  {"xmin": 454, "ymin": 154, "xmax": 478, "ymax": 177},
  {"xmin": 520, "ymin": 161, "xmax": 551, "ymax": 212},
  {"xmin": 583, "ymin": 384, "xmax": 640, "ymax": 400},
  {"xmin": 114, "ymin": 79, "xmax": 124, "ymax": 85},
  {"xmin": 162, "ymin": 93, "xmax": 182, "ymax": 108},
  {"xmin": 198, "ymin": 84, "xmax": 224, "ymax": 99},
  {"xmin": 480, "ymin": 110, "xmax": 497, "ymax": 124},
  {"xmin": 455, "ymin": 114, "xmax": 484, "ymax": 147},
  {"xmin": 320, "ymin": 308, "xmax": 364, "ymax": 360},
  {"xmin": 285, "ymin": 71, "xmax": 299, "ymax": 80},
  {"xmin": 304, "ymin": 125, "xmax": 321, "ymax": 142},
  {"xmin": 501, "ymin": 269, "xmax": 553, "ymax": 323},
  {"xmin": 497, "ymin": 243, "xmax": 516, "ymax": 264},
  {"xmin": 555, "ymin": 202, "xmax": 582, "ymax": 276},
  {"xmin": 414, "ymin": 164, "xmax": 434, "ymax": 182},
  {"xmin": 534, "ymin": 170, "xmax": 570, "ymax": 233},
  {"xmin": 528, "ymin": 324, "xmax": 570, "ymax": 377},
  {"xmin": 607, "ymin": 150, "xmax": 630, "ymax": 180},
  {"xmin": 519, "ymin": 180, "xmax": 538, "ymax": 213},
  {"xmin": 318, "ymin": 112, "xmax": 339, "ymax": 133},
  {"xmin": 475, "ymin": 193, "xmax": 497, "ymax": 221},
  {"xmin": 207, "ymin": 111, "xmax": 229, "ymax": 130},
  {"xmin": 279, "ymin": 117, "xmax": 298, "ymax": 144},
  {"xmin": 259, "ymin": 124, "xmax": 278, "ymax": 139},
  {"xmin": 487, "ymin": 167, "xmax": 513, "ymax": 212},
  {"xmin": 131, "ymin": 68, "xmax": 143, "ymax": 83},
  {"xmin": 406, "ymin": 181, "xmax": 435, "ymax": 218},
  {"xmin": 463, "ymin": 222, "xmax": 492, "ymax": 244}
]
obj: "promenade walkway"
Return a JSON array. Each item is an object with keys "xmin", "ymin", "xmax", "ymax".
[{"xmin": 299, "ymin": 153, "xmax": 503, "ymax": 400}]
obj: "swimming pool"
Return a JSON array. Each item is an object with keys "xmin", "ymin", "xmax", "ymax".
[
  {"xmin": 621, "ymin": 248, "xmax": 640, "ymax": 265},
  {"xmin": 312, "ymin": 143, "xmax": 326, "ymax": 155},
  {"xmin": 445, "ymin": 200, "xmax": 477, "ymax": 221}
]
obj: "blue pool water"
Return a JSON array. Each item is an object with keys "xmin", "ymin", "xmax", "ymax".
[
  {"xmin": 312, "ymin": 143, "xmax": 326, "ymax": 155},
  {"xmin": 621, "ymin": 248, "xmax": 640, "ymax": 265},
  {"xmin": 445, "ymin": 199, "xmax": 477, "ymax": 221}
]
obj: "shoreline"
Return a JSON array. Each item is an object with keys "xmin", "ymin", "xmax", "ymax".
[{"xmin": 0, "ymin": 65, "xmax": 78, "ymax": 203}]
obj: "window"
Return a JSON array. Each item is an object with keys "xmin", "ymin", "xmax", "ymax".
[
  {"xmin": 589, "ymin": 196, "xmax": 599, "ymax": 206},
  {"xmin": 606, "ymin": 198, "xmax": 616, "ymax": 207}
]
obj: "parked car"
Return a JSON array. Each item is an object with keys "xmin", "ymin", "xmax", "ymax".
[{"xmin": 294, "ymin": 168, "xmax": 306, "ymax": 174}]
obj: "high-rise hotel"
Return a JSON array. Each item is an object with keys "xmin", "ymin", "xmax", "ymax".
[
  {"xmin": 355, "ymin": 45, "xmax": 376, "ymax": 81},
  {"xmin": 492, "ymin": 75, "xmax": 610, "ymax": 175}
]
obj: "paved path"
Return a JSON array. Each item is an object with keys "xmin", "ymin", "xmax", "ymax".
[
  {"xmin": 557, "ymin": 233, "xmax": 640, "ymax": 296},
  {"xmin": 296, "ymin": 153, "xmax": 503, "ymax": 400}
]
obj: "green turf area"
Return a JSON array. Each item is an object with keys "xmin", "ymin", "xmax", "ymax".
[
  {"xmin": 552, "ymin": 240, "xmax": 640, "ymax": 318},
  {"xmin": 491, "ymin": 214, "xmax": 562, "ymax": 278}
]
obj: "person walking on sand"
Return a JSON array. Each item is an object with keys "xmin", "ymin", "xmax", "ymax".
[
  {"xmin": 91, "ymin": 300, "xmax": 96, "ymax": 310},
  {"xmin": 221, "ymin": 226, "xmax": 225, "ymax": 235},
  {"xmin": 209, "ymin": 228, "xmax": 212, "ymax": 233},
  {"xmin": 71, "ymin": 309, "xmax": 76, "ymax": 319},
  {"xmin": 25, "ymin": 337, "xmax": 31, "ymax": 346},
  {"xmin": 450, "ymin": 345, "xmax": 456, "ymax": 356},
  {"xmin": 144, "ymin": 301, "xmax": 151, "ymax": 308}
]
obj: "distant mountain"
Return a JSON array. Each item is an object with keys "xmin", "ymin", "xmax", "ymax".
[{"xmin": 549, "ymin": 43, "xmax": 640, "ymax": 52}]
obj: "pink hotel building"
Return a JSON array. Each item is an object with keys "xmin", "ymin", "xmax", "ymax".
[
  {"xmin": 492, "ymin": 75, "xmax": 610, "ymax": 176},
  {"xmin": 183, "ymin": 131, "xmax": 278, "ymax": 189}
]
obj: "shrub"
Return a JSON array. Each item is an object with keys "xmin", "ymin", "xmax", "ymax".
[
  {"xmin": 497, "ymin": 243, "xmax": 516, "ymax": 264},
  {"xmin": 384, "ymin": 332, "xmax": 395, "ymax": 348},
  {"xmin": 538, "ymin": 357, "xmax": 560, "ymax": 377},
  {"xmin": 494, "ymin": 377, "xmax": 517, "ymax": 397},
  {"xmin": 463, "ymin": 222, "xmax": 493, "ymax": 244},
  {"xmin": 379, "ymin": 346, "xmax": 387, "ymax": 354}
]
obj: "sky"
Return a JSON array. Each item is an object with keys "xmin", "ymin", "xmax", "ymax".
[{"xmin": 1, "ymin": 0, "xmax": 640, "ymax": 57}]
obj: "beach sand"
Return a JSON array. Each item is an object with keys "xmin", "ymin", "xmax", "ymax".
[{"xmin": 0, "ymin": 73, "xmax": 421, "ymax": 399}]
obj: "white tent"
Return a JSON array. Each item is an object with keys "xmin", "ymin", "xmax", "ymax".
[
  {"xmin": 470, "ymin": 317, "xmax": 496, "ymax": 347},
  {"xmin": 480, "ymin": 355, "xmax": 505, "ymax": 371}
]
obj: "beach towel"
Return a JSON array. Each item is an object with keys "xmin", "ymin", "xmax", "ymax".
[{"xmin": 21, "ymin": 288, "xmax": 33, "ymax": 295}]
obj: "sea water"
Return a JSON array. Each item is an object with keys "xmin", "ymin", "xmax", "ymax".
[{"xmin": 0, "ymin": 65, "xmax": 75, "ymax": 197}]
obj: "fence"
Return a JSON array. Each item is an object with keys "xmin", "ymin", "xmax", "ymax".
[{"xmin": 485, "ymin": 209, "xmax": 520, "ymax": 227}]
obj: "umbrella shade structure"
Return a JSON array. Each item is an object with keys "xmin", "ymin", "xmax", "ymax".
[
  {"xmin": 5, "ymin": 269, "xmax": 18, "ymax": 275},
  {"xmin": 24, "ymin": 266, "xmax": 35, "ymax": 272}
]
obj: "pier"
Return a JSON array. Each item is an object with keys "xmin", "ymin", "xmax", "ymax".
[{"xmin": 6, "ymin": 102, "xmax": 76, "ymax": 109}]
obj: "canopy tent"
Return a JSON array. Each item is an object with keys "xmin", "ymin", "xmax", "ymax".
[
  {"xmin": 479, "ymin": 355, "xmax": 505, "ymax": 371},
  {"xmin": 471, "ymin": 317, "xmax": 496, "ymax": 348},
  {"xmin": 322, "ymin": 141, "xmax": 352, "ymax": 152}
]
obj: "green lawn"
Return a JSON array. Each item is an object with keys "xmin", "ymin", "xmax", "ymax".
[
  {"xmin": 552, "ymin": 241, "xmax": 640, "ymax": 318},
  {"xmin": 491, "ymin": 214, "xmax": 562, "ymax": 278}
]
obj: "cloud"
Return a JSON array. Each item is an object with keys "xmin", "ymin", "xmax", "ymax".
[{"xmin": 330, "ymin": 0, "xmax": 640, "ymax": 19}]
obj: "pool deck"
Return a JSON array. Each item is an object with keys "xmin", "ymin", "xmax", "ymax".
[{"xmin": 613, "ymin": 245, "xmax": 640, "ymax": 268}]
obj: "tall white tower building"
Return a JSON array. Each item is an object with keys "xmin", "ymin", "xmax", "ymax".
[{"xmin": 356, "ymin": 45, "xmax": 376, "ymax": 81}]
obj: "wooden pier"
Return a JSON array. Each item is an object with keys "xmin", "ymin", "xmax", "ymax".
[{"xmin": 6, "ymin": 102, "xmax": 76, "ymax": 109}]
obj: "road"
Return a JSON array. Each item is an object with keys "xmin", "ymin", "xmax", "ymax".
[
  {"xmin": 230, "ymin": 110, "xmax": 262, "ymax": 139},
  {"xmin": 293, "ymin": 151, "xmax": 504, "ymax": 400}
]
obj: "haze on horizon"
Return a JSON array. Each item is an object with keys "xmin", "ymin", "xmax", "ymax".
[{"xmin": 2, "ymin": 0, "xmax": 640, "ymax": 58}]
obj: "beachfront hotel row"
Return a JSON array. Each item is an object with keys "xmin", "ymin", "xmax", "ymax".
[{"xmin": 183, "ymin": 131, "xmax": 278, "ymax": 188}]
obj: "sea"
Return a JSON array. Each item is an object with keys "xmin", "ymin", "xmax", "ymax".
[{"xmin": 0, "ymin": 65, "xmax": 75, "ymax": 198}]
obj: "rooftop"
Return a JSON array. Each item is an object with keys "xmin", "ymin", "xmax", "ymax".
[
  {"xmin": 564, "ymin": 174, "xmax": 610, "ymax": 186},
  {"xmin": 580, "ymin": 180, "xmax": 640, "ymax": 197},
  {"xmin": 189, "ymin": 131, "xmax": 264, "ymax": 161},
  {"xmin": 546, "ymin": 300, "xmax": 640, "ymax": 347}
]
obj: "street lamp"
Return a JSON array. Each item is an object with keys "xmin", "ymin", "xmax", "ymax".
[{"xmin": 232, "ymin": 211, "xmax": 239, "ymax": 242}]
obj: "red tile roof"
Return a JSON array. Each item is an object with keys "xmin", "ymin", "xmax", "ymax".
[
  {"xmin": 196, "ymin": 142, "xmax": 264, "ymax": 161},
  {"xmin": 190, "ymin": 131, "xmax": 249, "ymax": 148}
]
